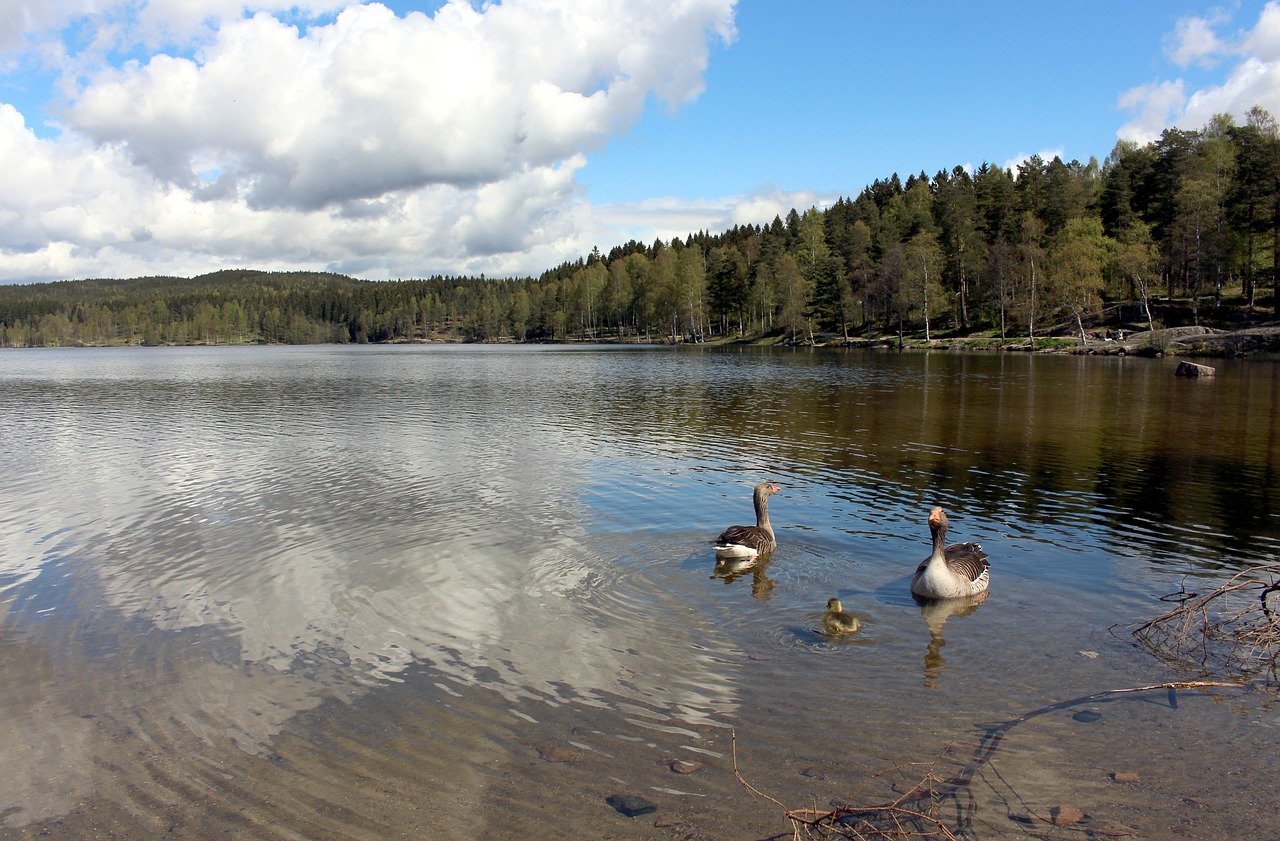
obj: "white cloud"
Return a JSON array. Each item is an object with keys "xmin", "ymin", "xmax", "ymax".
[
  {"xmin": 0, "ymin": 0, "xmax": 740, "ymax": 282},
  {"xmin": 1116, "ymin": 80, "xmax": 1187, "ymax": 144},
  {"xmin": 592, "ymin": 188, "xmax": 835, "ymax": 249},
  {"xmin": 1166, "ymin": 12, "xmax": 1228, "ymax": 68},
  {"xmin": 1002, "ymin": 147, "xmax": 1067, "ymax": 174},
  {"xmin": 1119, "ymin": 2, "xmax": 1280, "ymax": 144},
  {"xmin": 1241, "ymin": 0, "xmax": 1280, "ymax": 60}
]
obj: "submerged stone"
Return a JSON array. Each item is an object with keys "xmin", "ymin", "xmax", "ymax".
[
  {"xmin": 1049, "ymin": 804, "xmax": 1084, "ymax": 825},
  {"xmin": 537, "ymin": 745, "xmax": 578, "ymax": 763},
  {"xmin": 1072, "ymin": 709, "xmax": 1102, "ymax": 723},
  {"xmin": 606, "ymin": 793, "xmax": 657, "ymax": 818}
]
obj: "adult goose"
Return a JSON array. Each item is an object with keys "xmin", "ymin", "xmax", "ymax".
[
  {"xmin": 823, "ymin": 597, "xmax": 860, "ymax": 635},
  {"xmin": 713, "ymin": 482, "xmax": 781, "ymax": 561},
  {"xmin": 910, "ymin": 506, "xmax": 990, "ymax": 599}
]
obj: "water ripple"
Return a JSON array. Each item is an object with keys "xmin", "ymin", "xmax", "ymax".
[{"xmin": 2, "ymin": 346, "xmax": 1278, "ymax": 837}]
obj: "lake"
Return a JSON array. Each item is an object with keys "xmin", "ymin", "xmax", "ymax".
[{"xmin": 1, "ymin": 344, "xmax": 1277, "ymax": 839}]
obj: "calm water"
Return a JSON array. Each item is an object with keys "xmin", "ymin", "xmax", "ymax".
[{"xmin": 1, "ymin": 345, "xmax": 1277, "ymax": 839}]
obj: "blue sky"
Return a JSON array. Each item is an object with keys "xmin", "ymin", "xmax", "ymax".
[
  {"xmin": 0, "ymin": 0, "xmax": 1275, "ymax": 283},
  {"xmin": 585, "ymin": 1, "xmax": 1240, "ymax": 205}
]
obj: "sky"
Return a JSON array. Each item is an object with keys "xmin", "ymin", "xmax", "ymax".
[{"xmin": 1, "ymin": 0, "xmax": 1279, "ymax": 284}]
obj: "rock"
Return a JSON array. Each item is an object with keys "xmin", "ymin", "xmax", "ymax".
[
  {"xmin": 1072, "ymin": 710, "xmax": 1102, "ymax": 723},
  {"xmin": 1049, "ymin": 804, "xmax": 1084, "ymax": 826},
  {"xmin": 657, "ymin": 756, "xmax": 702, "ymax": 774},
  {"xmin": 1175, "ymin": 360, "xmax": 1216, "ymax": 377},
  {"xmin": 1111, "ymin": 771, "xmax": 1141, "ymax": 783},
  {"xmin": 669, "ymin": 759, "xmax": 702, "ymax": 774},
  {"xmin": 1078, "ymin": 650, "xmax": 1100, "ymax": 659},
  {"xmin": 537, "ymin": 745, "xmax": 578, "ymax": 763},
  {"xmin": 606, "ymin": 793, "xmax": 657, "ymax": 818}
]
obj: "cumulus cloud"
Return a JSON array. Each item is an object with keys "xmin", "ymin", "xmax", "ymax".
[
  {"xmin": 0, "ymin": 0, "xmax": 738, "ymax": 282},
  {"xmin": 1116, "ymin": 80, "xmax": 1188, "ymax": 144},
  {"xmin": 593, "ymin": 188, "xmax": 834, "ymax": 247},
  {"xmin": 1166, "ymin": 11, "xmax": 1228, "ymax": 68},
  {"xmin": 1120, "ymin": 2, "xmax": 1280, "ymax": 144},
  {"xmin": 1002, "ymin": 147, "xmax": 1067, "ymax": 174}
]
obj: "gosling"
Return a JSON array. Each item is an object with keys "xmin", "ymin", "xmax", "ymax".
[{"xmin": 823, "ymin": 597, "xmax": 860, "ymax": 635}]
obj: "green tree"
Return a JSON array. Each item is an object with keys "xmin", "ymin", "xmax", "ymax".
[
  {"xmin": 604, "ymin": 258, "xmax": 633, "ymax": 337},
  {"xmin": 934, "ymin": 166, "xmax": 982, "ymax": 328},
  {"xmin": 1048, "ymin": 218, "xmax": 1109, "ymax": 343},
  {"xmin": 707, "ymin": 245, "xmax": 748, "ymax": 335},
  {"xmin": 509, "ymin": 287, "xmax": 531, "ymax": 341},
  {"xmin": 1229, "ymin": 107, "xmax": 1280, "ymax": 306},
  {"xmin": 674, "ymin": 246, "xmax": 707, "ymax": 341},
  {"xmin": 649, "ymin": 244, "xmax": 679, "ymax": 341},
  {"xmin": 1111, "ymin": 221, "xmax": 1159, "ymax": 330},
  {"xmin": 902, "ymin": 230, "xmax": 947, "ymax": 340},
  {"xmin": 775, "ymin": 253, "xmax": 811, "ymax": 343},
  {"xmin": 1015, "ymin": 215, "xmax": 1048, "ymax": 343}
]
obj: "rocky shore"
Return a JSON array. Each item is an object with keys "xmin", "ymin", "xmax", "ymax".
[
  {"xmin": 1078, "ymin": 324, "xmax": 1280, "ymax": 357},
  {"xmin": 826, "ymin": 323, "xmax": 1280, "ymax": 358}
]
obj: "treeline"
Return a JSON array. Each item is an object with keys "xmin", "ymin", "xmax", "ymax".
[{"xmin": 3, "ymin": 106, "xmax": 1279, "ymax": 349}]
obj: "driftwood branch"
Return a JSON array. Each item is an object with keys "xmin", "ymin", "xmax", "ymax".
[
  {"xmin": 733, "ymin": 681, "xmax": 1245, "ymax": 840},
  {"xmin": 1132, "ymin": 562, "xmax": 1280, "ymax": 684}
]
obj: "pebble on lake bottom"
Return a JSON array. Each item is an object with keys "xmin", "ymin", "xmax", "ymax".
[
  {"xmin": 606, "ymin": 794, "xmax": 657, "ymax": 818},
  {"xmin": 537, "ymin": 745, "xmax": 578, "ymax": 763},
  {"xmin": 1049, "ymin": 804, "xmax": 1085, "ymax": 826},
  {"xmin": 1072, "ymin": 709, "xmax": 1102, "ymax": 723}
]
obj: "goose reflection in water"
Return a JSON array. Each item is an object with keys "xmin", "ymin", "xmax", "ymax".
[
  {"xmin": 711, "ymin": 556, "xmax": 777, "ymax": 600},
  {"xmin": 917, "ymin": 591, "xmax": 987, "ymax": 688}
]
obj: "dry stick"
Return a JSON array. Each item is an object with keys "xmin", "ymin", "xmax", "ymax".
[
  {"xmin": 1133, "ymin": 564, "xmax": 1280, "ymax": 680},
  {"xmin": 1260, "ymin": 580, "xmax": 1280, "ymax": 621},
  {"xmin": 734, "ymin": 681, "xmax": 1246, "ymax": 841},
  {"xmin": 1135, "ymin": 578, "xmax": 1261, "ymax": 633},
  {"xmin": 732, "ymin": 733, "xmax": 957, "ymax": 841}
]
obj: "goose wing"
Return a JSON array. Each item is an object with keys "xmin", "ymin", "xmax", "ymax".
[
  {"xmin": 716, "ymin": 525, "xmax": 772, "ymax": 550},
  {"xmin": 944, "ymin": 542, "xmax": 989, "ymax": 583}
]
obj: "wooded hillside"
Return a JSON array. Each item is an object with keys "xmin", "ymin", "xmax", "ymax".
[{"xmin": 3, "ymin": 108, "xmax": 1279, "ymax": 349}]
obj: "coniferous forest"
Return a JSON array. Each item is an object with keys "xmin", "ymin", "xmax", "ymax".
[{"xmin": 4, "ymin": 108, "xmax": 1280, "ymax": 351}]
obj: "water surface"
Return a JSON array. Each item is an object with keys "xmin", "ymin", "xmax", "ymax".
[{"xmin": 1, "ymin": 345, "xmax": 1276, "ymax": 839}]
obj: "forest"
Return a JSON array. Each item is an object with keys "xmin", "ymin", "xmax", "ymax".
[{"xmin": 2, "ymin": 107, "xmax": 1280, "ymax": 350}]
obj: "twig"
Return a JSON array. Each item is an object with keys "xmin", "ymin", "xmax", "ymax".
[
  {"xmin": 734, "ymin": 681, "xmax": 1246, "ymax": 840},
  {"xmin": 1132, "ymin": 562, "xmax": 1280, "ymax": 683}
]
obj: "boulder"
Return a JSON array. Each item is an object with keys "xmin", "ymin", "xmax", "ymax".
[{"xmin": 1175, "ymin": 360, "xmax": 1216, "ymax": 377}]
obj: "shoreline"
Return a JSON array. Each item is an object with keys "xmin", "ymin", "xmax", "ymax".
[{"xmin": 6, "ymin": 323, "xmax": 1280, "ymax": 359}]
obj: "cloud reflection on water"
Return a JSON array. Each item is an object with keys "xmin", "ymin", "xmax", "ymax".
[{"xmin": 0, "ymin": 348, "xmax": 747, "ymax": 827}]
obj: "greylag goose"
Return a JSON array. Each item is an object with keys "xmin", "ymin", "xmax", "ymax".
[
  {"xmin": 823, "ymin": 597, "xmax": 860, "ymax": 635},
  {"xmin": 910, "ymin": 506, "xmax": 990, "ymax": 599},
  {"xmin": 713, "ymin": 482, "xmax": 781, "ymax": 560}
]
